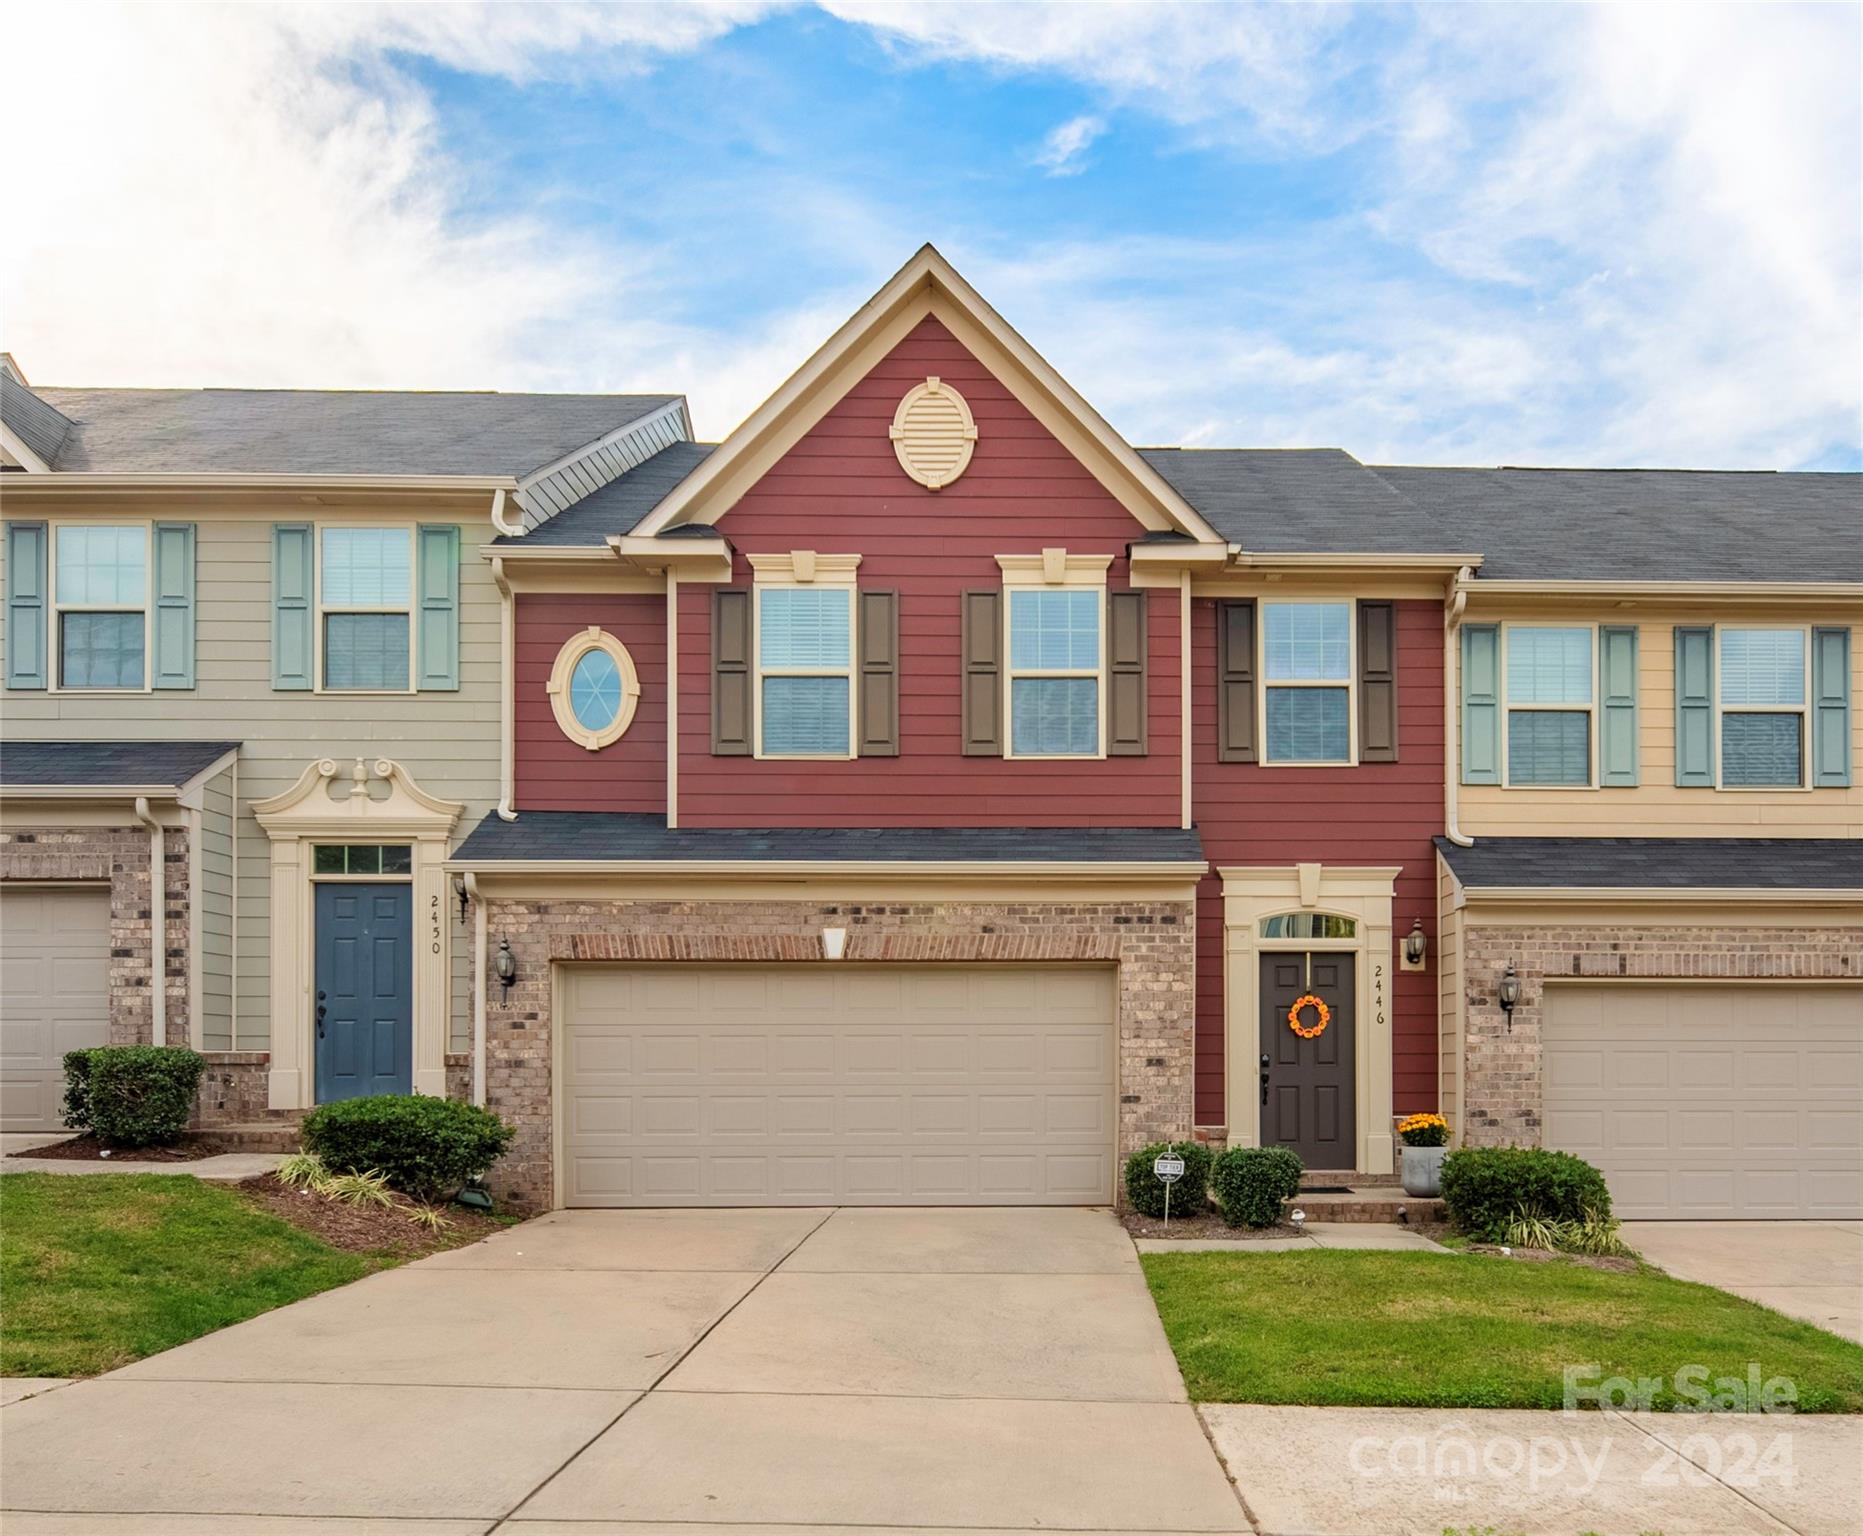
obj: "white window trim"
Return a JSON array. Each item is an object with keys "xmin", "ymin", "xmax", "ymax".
[
  {"xmin": 314, "ymin": 522, "xmax": 417, "ymax": 695},
  {"xmin": 1715, "ymin": 624, "xmax": 1812, "ymax": 793},
  {"xmin": 49, "ymin": 519, "xmax": 154, "ymax": 694},
  {"xmin": 1259, "ymin": 598, "xmax": 1357, "ymax": 767},
  {"xmin": 1499, "ymin": 621, "xmax": 1598, "ymax": 790},
  {"xmin": 998, "ymin": 551, "xmax": 1111, "ymax": 761},
  {"xmin": 546, "ymin": 627, "xmax": 640, "ymax": 751},
  {"xmin": 748, "ymin": 552, "xmax": 860, "ymax": 761}
]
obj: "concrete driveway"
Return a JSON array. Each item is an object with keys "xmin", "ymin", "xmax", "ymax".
[
  {"xmin": 0, "ymin": 1205, "xmax": 1246, "ymax": 1533},
  {"xmin": 1623, "ymin": 1220, "xmax": 1863, "ymax": 1343}
]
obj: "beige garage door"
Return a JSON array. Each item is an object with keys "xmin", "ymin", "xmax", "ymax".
[
  {"xmin": 1543, "ymin": 983, "xmax": 1863, "ymax": 1220},
  {"xmin": 1, "ymin": 886, "xmax": 111, "ymax": 1132},
  {"xmin": 559, "ymin": 964, "xmax": 1117, "ymax": 1207}
]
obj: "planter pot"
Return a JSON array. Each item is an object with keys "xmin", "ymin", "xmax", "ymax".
[{"xmin": 1400, "ymin": 1145, "xmax": 1447, "ymax": 1198}]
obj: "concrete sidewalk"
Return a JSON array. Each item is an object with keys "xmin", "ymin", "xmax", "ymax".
[{"xmin": 2, "ymin": 1149, "xmax": 284, "ymax": 1180}]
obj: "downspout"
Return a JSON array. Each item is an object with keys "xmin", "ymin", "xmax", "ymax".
[
  {"xmin": 1442, "ymin": 565, "xmax": 1475, "ymax": 847},
  {"xmin": 488, "ymin": 487, "xmax": 525, "ymax": 540},
  {"xmin": 492, "ymin": 556, "xmax": 517, "ymax": 821},
  {"xmin": 465, "ymin": 872, "xmax": 486, "ymax": 1107},
  {"xmin": 133, "ymin": 797, "xmax": 166, "ymax": 1047}
]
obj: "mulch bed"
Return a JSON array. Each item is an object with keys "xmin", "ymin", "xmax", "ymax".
[
  {"xmin": 1120, "ymin": 1209, "xmax": 1304, "ymax": 1241},
  {"xmin": 237, "ymin": 1174, "xmax": 511, "ymax": 1258},
  {"xmin": 5, "ymin": 1134, "xmax": 232, "ymax": 1163},
  {"xmin": 1466, "ymin": 1241, "xmax": 1640, "ymax": 1275}
]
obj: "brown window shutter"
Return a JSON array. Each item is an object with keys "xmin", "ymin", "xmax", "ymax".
[
  {"xmin": 1107, "ymin": 589, "xmax": 1148, "ymax": 756},
  {"xmin": 960, "ymin": 589, "xmax": 1003, "ymax": 757},
  {"xmin": 858, "ymin": 590, "xmax": 899, "ymax": 757},
  {"xmin": 1357, "ymin": 600, "xmax": 1398, "ymax": 762},
  {"xmin": 711, "ymin": 588, "xmax": 752, "ymax": 755},
  {"xmin": 1216, "ymin": 599, "xmax": 1256, "ymax": 762}
]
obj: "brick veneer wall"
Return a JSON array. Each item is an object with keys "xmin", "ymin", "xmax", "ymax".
[
  {"xmin": 0, "ymin": 824, "xmax": 189, "ymax": 1046},
  {"xmin": 479, "ymin": 894, "xmax": 1198, "ymax": 1209},
  {"xmin": 1461, "ymin": 921, "xmax": 1863, "ymax": 1146}
]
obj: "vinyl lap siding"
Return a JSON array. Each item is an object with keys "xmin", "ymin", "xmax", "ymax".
[
  {"xmin": 2, "ymin": 515, "xmax": 500, "ymax": 1051},
  {"xmin": 1436, "ymin": 854, "xmax": 1463, "ymax": 1133},
  {"xmin": 514, "ymin": 593, "xmax": 666, "ymax": 813},
  {"xmin": 673, "ymin": 316, "xmax": 1183, "ymax": 828},
  {"xmin": 1191, "ymin": 598, "xmax": 1444, "ymax": 1125},
  {"xmin": 197, "ymin": 761, "xmax": 237, "ymax": 1051}
]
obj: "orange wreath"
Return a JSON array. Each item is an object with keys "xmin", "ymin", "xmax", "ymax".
[{"xmin": 1287, "ymin": 992, "xmax": 1332, "ymax": 1040}]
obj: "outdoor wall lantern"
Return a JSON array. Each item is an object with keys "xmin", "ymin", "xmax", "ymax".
[
  {"xmin": 453, "ymin": 875, "xmax": 470, "ymax": 924},
  {"xmin": 1403, "ymin": 918, "xmax": 1428, "ymax": 968},
  {"xmin": 1497, "ymin": 962, "xmax": 1521, "ymax": 1029},
  {"xmin": 494, "ymin": 939, "xmax": 518, "ymax": 991}
]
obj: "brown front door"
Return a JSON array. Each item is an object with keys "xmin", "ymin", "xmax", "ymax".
[{"xmin": 1260, "ymin": 952, "xmax": 1356, "ymax": 1168}]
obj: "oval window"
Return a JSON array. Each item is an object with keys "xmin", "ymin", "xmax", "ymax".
[{"xmin": 548, "ymin": 628, "xmax": 639, "ymax": 751}]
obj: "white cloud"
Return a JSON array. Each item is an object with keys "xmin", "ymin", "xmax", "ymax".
[{"xmin": 1032, "ymin": 114, "xmax": 1106, "ymax": 176}]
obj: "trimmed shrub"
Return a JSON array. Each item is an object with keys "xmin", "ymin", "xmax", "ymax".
[
  {"xmin": 301, "ymin": 1094, "xmax": 514, "ymax": 1203},
  {"xmin": 1440, "ymin": 1146, "xmax": 1613, "ymax": 1241},
  {"xmin": 1210, "ymin": 1145, "xmax": 1304, "ymax": 1228},
  {"xmin": 1122, "ymin": 1140, "xmax": 1213, "ymax": 1219},
  {"xmin": 62, "ymin": 1046, "xmax": 205, "ymax": 1148}
]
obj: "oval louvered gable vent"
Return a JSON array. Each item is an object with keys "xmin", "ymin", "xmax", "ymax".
[{"xmin": 890, "ymin": 376, "xmax": 978, "ymax": 490}]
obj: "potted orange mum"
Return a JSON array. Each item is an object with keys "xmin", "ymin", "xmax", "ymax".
[{"xmin": 1396, "ymin": 1112, "xmax": 1450, "ymax": 1196}]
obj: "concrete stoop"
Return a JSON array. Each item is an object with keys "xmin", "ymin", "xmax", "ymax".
[
  {"xmin": 190, "ymin": 1119, "xmax": 303, "ymax": 1153},
  {"xmin": 1288, "ymin": 1187, "xmax": 1446, "ymax": 1224}
]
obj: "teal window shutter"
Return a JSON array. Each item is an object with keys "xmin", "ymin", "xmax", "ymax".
[
  {"xmin": 1811, "ymin": 627, "xmax": 1852, "ymax": 788},
  {"xmin": 272, "ymin": 524, "xmax": 314, "ymax": 690},
  {"xmin": 1598, "ymin": 625, "xmax": 1639, "ymax": 786},
  {"xmin": 416, "ymin": 524, "xmax": 461, "ymax": 691},
  {"xmin": 1460, "ymin": 624, "xmax": 1500, "ymax": 785},
  {"xmin": 1673, "ymin": 625, "xmax": 1715, "ymax": 786},
  {"xmin": 4, "ymin": 521, "xmax": 48, "ymax": 689},
  {"xmin": 151, "ymin": 522, "xmax": 196, "ymax": 689}
]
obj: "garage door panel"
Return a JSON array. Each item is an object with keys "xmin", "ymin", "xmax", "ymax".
[
  {"xmin": 560, "ymin": 964, "xmax": 1117, "ymax": 1207},
  {"xmin": 1, "ymin": 887, "xmax": 111, "ymax": 1133},
  {"xmin": 1543, "ymin": 983, "xmax": 1863, "ymax": 1220}
]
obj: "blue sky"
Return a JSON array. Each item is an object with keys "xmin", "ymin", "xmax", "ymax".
[{"xmin": 6, "ymin": 3, "xmax": 1859, "ymax": 471}]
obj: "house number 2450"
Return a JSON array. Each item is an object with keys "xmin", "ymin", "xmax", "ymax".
[{"xmin": 429, "ymin": 893, "xmax": 443, "ymax": 956}]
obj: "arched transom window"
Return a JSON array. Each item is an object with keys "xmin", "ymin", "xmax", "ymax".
[{"xmin": 548, "ymin": 627, "xmax": 640, "ymax": 751}]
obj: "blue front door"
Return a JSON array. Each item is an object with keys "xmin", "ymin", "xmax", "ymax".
[{"xmin": 314, "ymin": 883, "xmax": 413, "ymax": 1103}]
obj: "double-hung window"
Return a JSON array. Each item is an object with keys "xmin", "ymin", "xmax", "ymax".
[
  {"xmin": 1719, "ymin": 628, "xmax": 1807, "ymax": 787},
  {"xmin": 1008, "ymin": 588, "xmax": 1103, "ymax": 756},
  {"xmin": 1262, "ymin": 602, "xmax": 1352, "ymax": 763},
  {"xmin": 1504, "ymin": 626, "xmax": 1593, "ymax": 786},
  {"xmin": 320, "ymin": 528, "xmax": 412, "ymax": 691},
  {"xmin": 54, "ymin": 525, "xmax": 148, "ymax": 690},
  {"xmin": 756, "ymin": 585, "xmax": 854, "ymax": 756}
]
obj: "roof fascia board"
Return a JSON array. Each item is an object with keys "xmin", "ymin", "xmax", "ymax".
[
  {"xmin": 0, "ymin": 420, "xmax": 51, "ymax": 473},
  {"xmin": 1465, "ymin": 579, "xmax": 1863, "ymax": 605},
  {"xmin": 1229, "ymin": 552, "xmax": 1486, "ymax": 572},
  {"xmin": 445, "ymin": 857, "xmax": 1209, "ymax": 879},
  {"xmin": 1458, "ymin": 884, "xmax": 1863, "ymax": 904},
  {"xmin": 1, "ymin": 782, "xmax": 198, "ymax": 800},
  {"xmin": 5, "ymin": 472, "xmax": 518, "ymax": 497},
  {"xmin": 631, "ymin": 245, "xmax": 1223, "ymax": 544}
]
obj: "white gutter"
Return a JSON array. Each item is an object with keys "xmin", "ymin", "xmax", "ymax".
[
  {"xmin": 447, "ymin": 858, "xmax": 1213, "ymax": 879},
  {"xmin": 465, "ymin": 872, "xmax": 487, "ymax": 1107},
  {"xmin": 1442, "ymin": 565, "xmax": 1475, "ymax": 848},
  {"xmin": 3, "ymin": 472, "xmax": 519, "ymax": 493},
  {"xmin": 488, "ymin": 487, "xmax": 525, "ymax": 540},
  {"xmin": 491, "ymin": 558, "xmax": 517, "ymax": 822},
  {"xmin": 133, "ymin": 796, "xmax": 166, "ymax": 1047}
]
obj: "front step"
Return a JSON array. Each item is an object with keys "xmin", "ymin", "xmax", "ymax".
[
  {"xmin": 1289, "ymin": 1188, "xmax": 1444, "ymax": 1224},
  {"xmin": 1300, "ymin": 1169, "xmax": 1400, "ymax": 1190},
  {"xmin": 189, "ymin": 1121, "xmax": 303, "ymax": 1154}
]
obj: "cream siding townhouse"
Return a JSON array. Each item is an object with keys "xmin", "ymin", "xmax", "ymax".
[{"xmin": 0, "ymin": 358, "xmax": 691, "ymax": 1130}]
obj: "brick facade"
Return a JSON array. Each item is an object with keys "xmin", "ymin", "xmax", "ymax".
[
  {"xmin": 478, "ymin": 893, "xmax": 1198, "ymax": 1209},
  {"xmin": 1461, "ymin": 921, "xmax": 1863, "ymax": 1146},
  {"xmin": 0, "ymin": 824, "xmax": 189, "ymax": 1046}
]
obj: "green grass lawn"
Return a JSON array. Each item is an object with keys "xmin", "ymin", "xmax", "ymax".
[
  {"xmin": 1143, "ymin": 1248, "xmax": 1863, "ymax": 1413},
  {"xmin": 0, "ymin": 1174, "xmax": 388, "ymax": 1377}
]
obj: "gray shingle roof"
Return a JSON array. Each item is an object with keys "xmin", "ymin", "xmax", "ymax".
[
  {"xmin": 454, "ymin": 811, "xmax": 1206, "ymax": 865},
  {"xmin": 13, "ymin": 388, "xmax": 680, "ymax": 478},
  {"xmin": 500, "ymin": 441, "xmax": 718, "ymax": 545},
  {"xmin": 0, "ymin": 374, "xmax": 74, "ymax": 466},
  {"xmin": 1436, "ymin": 836, "xmax": 1863, "ymax": 890},
  {"xmin": 1141, "ymin": 448, "xmax": 1860, "ymax": 581},
  {"xmin": 0, "ymin": 740, "xmax": 239, "ymax": 790}
]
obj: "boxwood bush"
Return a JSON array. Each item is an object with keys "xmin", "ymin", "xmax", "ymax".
[
  {"xmin": 62, "ymin": 1046, "xmax": 205, "ymax": 1148},
  {"xmin": 1122, "ymin": 1140, "xmax": 1212, "ymax": 1219},
  {"xmin": 301, "ymin": 1094, "xmax": 513, "ymax": 1203},
  {"xmin": 1440, "ymin": 1146, "xmax": 1613, "ymax": 1240},
  {"xmin": 1210, "ymin": 1145, "xmax": 1304, "ymax": 1228}
]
